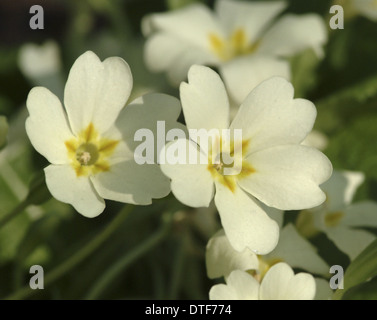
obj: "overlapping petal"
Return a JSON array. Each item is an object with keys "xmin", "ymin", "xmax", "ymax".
[
  {"xmin": 220, "ymin": 56, "xmax": 291, "ymax": 105},
  {"xmin": 258, "ymin": 14, "xmax": 327, "ymax": 58},
  {"xmin": 206, "ymin": 229, "xmax": 259, "ymax": 279},
  {"xmin": 214, "ymin": 182, "xmax": 279, "ymax": 254},
  {"xmin": 180, "ymin": 65, "xmax": 229, "ymax": 131},
  {"xmin": 160, "ymin": 139, "xmax": 214, "ymax": 208},
  {"xmin": 259, "ymin": 262, "xmax": 316, "ymax": 300},
  {"xmin": 215, "ymin": 0, "xmax": 287, "ymax": 43},
  {"xmin": 239, "ymin": 145, "xmax": 332, "ymax": 210},
  {"xmin": 209, "ymin": 270, "xmax": 259, "ymax": 300},
  {"xmin": 230, "ymin": 77, "xmax": 316, "ymax": 154},
  {"xmin": 45, "ymin": 164, "xmax": 105, "ymax": 217}
]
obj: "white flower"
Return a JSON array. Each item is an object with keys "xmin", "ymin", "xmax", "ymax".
[
  {"xmin": 206, "ymin": 224, "xmax": 329, "ymax": 280},
  {"xmin": 302, "ymin": 130, "xmax": 328, "ymax": 151},
  {"xmin": 209, "ymin": 262, "xmax": 316, "ymax": 300},
  {"xmin": 143, "ymin": 0, "xmax": 327, "ymax": 103},
  {"xmin": 19, "ymin": 41, "xmax": 62, "ymax": 78},
  {"xmin": 26, "ymin": 51, "xmax": 177, "ymax": 217},
  {"xmin": 310, "ymin": 170, "xmax": 377, "ymax": 260},
  {"xmin": 160, "ymin": 65, "xmax": 332, "ymax": 254}
]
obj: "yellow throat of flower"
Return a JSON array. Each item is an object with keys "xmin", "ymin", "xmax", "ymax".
[
  {"xmin": 207, "ymin": 138, "xmax": 255, "ymax": 192},
  {"xmin": 249, "ymin": 256, "xmax": 283, "ymax": 282},
  {"xmin": 209, "ymin": 28, "xmax": 260, "ymax": 62},
  {"xmin": 65, "ymin": 123, "xmax": 119, "ymax": 177}
]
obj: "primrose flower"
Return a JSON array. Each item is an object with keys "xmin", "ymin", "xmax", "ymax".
[
  {"xmin": 143, "ymin": 0, "xmax": 327, "ymax": 103},
  {"xmin": 308, "ymin": 170, "xmax": 377, "ymax": 260},
  {"xmin": 160, "ymin": 65, "xmax": 332, "ymax": 254},
  {"xmin": 206, "ymin": 224, "xmax": 329, "ymax": 281},
  {"xmin": 26, "ymin": 51, "xmax": 176, "ymax": 217},
  {"xmin": 209, "ymin": 262, "xmax": 316, "ymax": 300}
]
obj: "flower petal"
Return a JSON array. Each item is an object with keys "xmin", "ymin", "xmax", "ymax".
[
  {"xmin": 113, "ymin": 93, "xmax": 184, "ymax": 162},
  {"xmin": 258, "ymin": 14, "xmax": 327, "ymax": 58},
  {"xmin": 26, "ymin": 87, "xmax": 74, "ymax": 165},
  {"xmin": 320, "ymin": 170, "xmax": 365, "ymax": 212},
  {"xmin": 215, "ymin": 0, "xmax": 287, "ymax": 44},
  {"xmin": 160, "ymin": 139, "xmax": 214, "ymax": 208},
  {"xmin": 44, "ymin": 164, "xmax": 105, "ymax": 217},
  {"xmin": 209, "ymin": 283, "xmax": 238, "ymax": 300},
  {"xmin": 267, "ymin": 224, "xmax": 329, "ymax": 275},
  {"xmin": 142, "ymin": 3, "xmax": 223, "ymax": 50},
  {"xmin": 226, "ymin": 270, "xmax": 260, "ymax": 300},
  {"xmin": 240, "ymin": 145, "xmax": 332, "ymax": 210},
  {"xmin": 64, "ymin": 51, "xmax": 132, "ymax": 135},
  {"xmin": 144, "ymin": 33, "xmax": 217, "ymax": 86},
  {"xmin": 91, "ymin": 159, "xmax": 170, "ymax": 205},
  {"xmin": 180, "ymin": 65, "xmax": 229, "ymax": 131},
  {"xmin": 144, "ymin": 33, "xmax": 187, "ymax": 73},
  {"xmin": 260, "ymin": 262, "xmax": 316, "ymax": 300},
  {"xmin": 209, "ymin": 270, "xmax": 260, "ymax": 300},
  {"xmin": 220, "ymin": 55, "xmax": 291, "ymax": 105},
  {"xmin": 230, "ymin": 77, "xmax": 317, "ymax": 154},
  {"xmin": 206, "ymin": 229, "xmax": 259, "ymax": 279},
  {"xmin": 167, "ymin": 49, "xmax": 218, "ymax": 86},
  {"xmin": 214, "ymin": 182, "xmax": 279, "ymax": 254},
  {"xmin": 326, "ymin": 226, "xmax": 376, "ymax": 260},
  {"xmin": 342, "ymin": 201, "xmax": 377, "ymax": 228}
]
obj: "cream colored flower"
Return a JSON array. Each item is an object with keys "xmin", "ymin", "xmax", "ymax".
[
  {"xmin": 209, "ymin": 262, "xmax": 316, "ymax": 300},
  {"xmin": 160, "ymin": 65, "xmax": 332, "ymax": 254},
  {"xmin": 143, "ymin": 0, "xmax": 327, "ymax": 103},
  {"xmin": 310, "ymin": 170, "xmax": 377, "ymax": 259},
  {"xmin": 26, "ymin": 51, "xmax": 177, "ymax": 217}
]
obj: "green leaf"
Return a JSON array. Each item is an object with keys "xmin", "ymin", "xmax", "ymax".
[
  {"xmin": 333, "ymin": 238, "xmax": 377, "ymax": 300},
  {"xmin": 315, "ymin": 75, "xmax": 377, "ymax": 134},
  {"xmin": 0, "ymin": 116, "xmax": 8, "ymax": 149},
  {"xmin": 325, "ymin": 115, "xmax": 377, "ymax": 184},
  {"xmin": 342, "ymin": 276, "xmax": 377, "ymax": 300}
]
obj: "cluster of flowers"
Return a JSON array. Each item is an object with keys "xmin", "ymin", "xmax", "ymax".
[{"xmin": 24, "ymin": 0, "xmax": 377, "ymax": 300}]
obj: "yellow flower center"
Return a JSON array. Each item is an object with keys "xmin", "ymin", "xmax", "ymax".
[
  {"xmin": 324, "ymin": 211, "xmax": 345, "ymax": 227},
  {"xmin": 249, "ymin": 256, "xmax": 283, "ymax": 282},
  {"xmin": 65, "ymin": 123, "xmax": 119, "ymax": 177},
  {"xmin": 207, "ymin": 138, "xmax": 255, "ymax": 192},
  {"xmin": 209, "ymin": 28, "xmax": 260, "ymax": 62}
]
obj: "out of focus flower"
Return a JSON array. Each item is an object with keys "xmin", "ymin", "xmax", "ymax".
[
  {"xmin": 143, "ymin": 0, "xmax": 327, "ymax": 103},
  {"xmin": 206, "ymin": 224, "xmax": 328, "ymax": 280},
  {"xmin": 26, "ymin": 51, "xmax": 176, "ymax": 217},
  {"xmin": 350, "ymin": 0, "xmax": 377, "ymax": 21},
  {"xmin": 209, "ymin": 262, "xmax": 316, "ymax": 300},
  {"xmin": 308, "ymin": 170, "xmax": 377, "ymax": 260},
  {"xmin": 19, "ymin": 41, "xmax": 62, "ymax": 78},
  {"xmin": 160, "ymin": 65, "xmax": 332, "ymax": 254}
]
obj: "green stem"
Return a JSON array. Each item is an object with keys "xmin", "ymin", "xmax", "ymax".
[
  {"xmin": 0, "ymin": 172, "xmax": 51, "ymax": 229},
  {"xmin": 4, "ymin": 205, "xmax": 133, "ymax": 300},
  {"xmin": 0, "ymin": 198, "xmax": 31, "ymax": 229},
  {"xmin": 167, "ymin": 234, "xmax": 188, "ymax": 299},
  {"xmin": 85, "ymin": 212, "xmax": 172, "ymax": 300}
]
